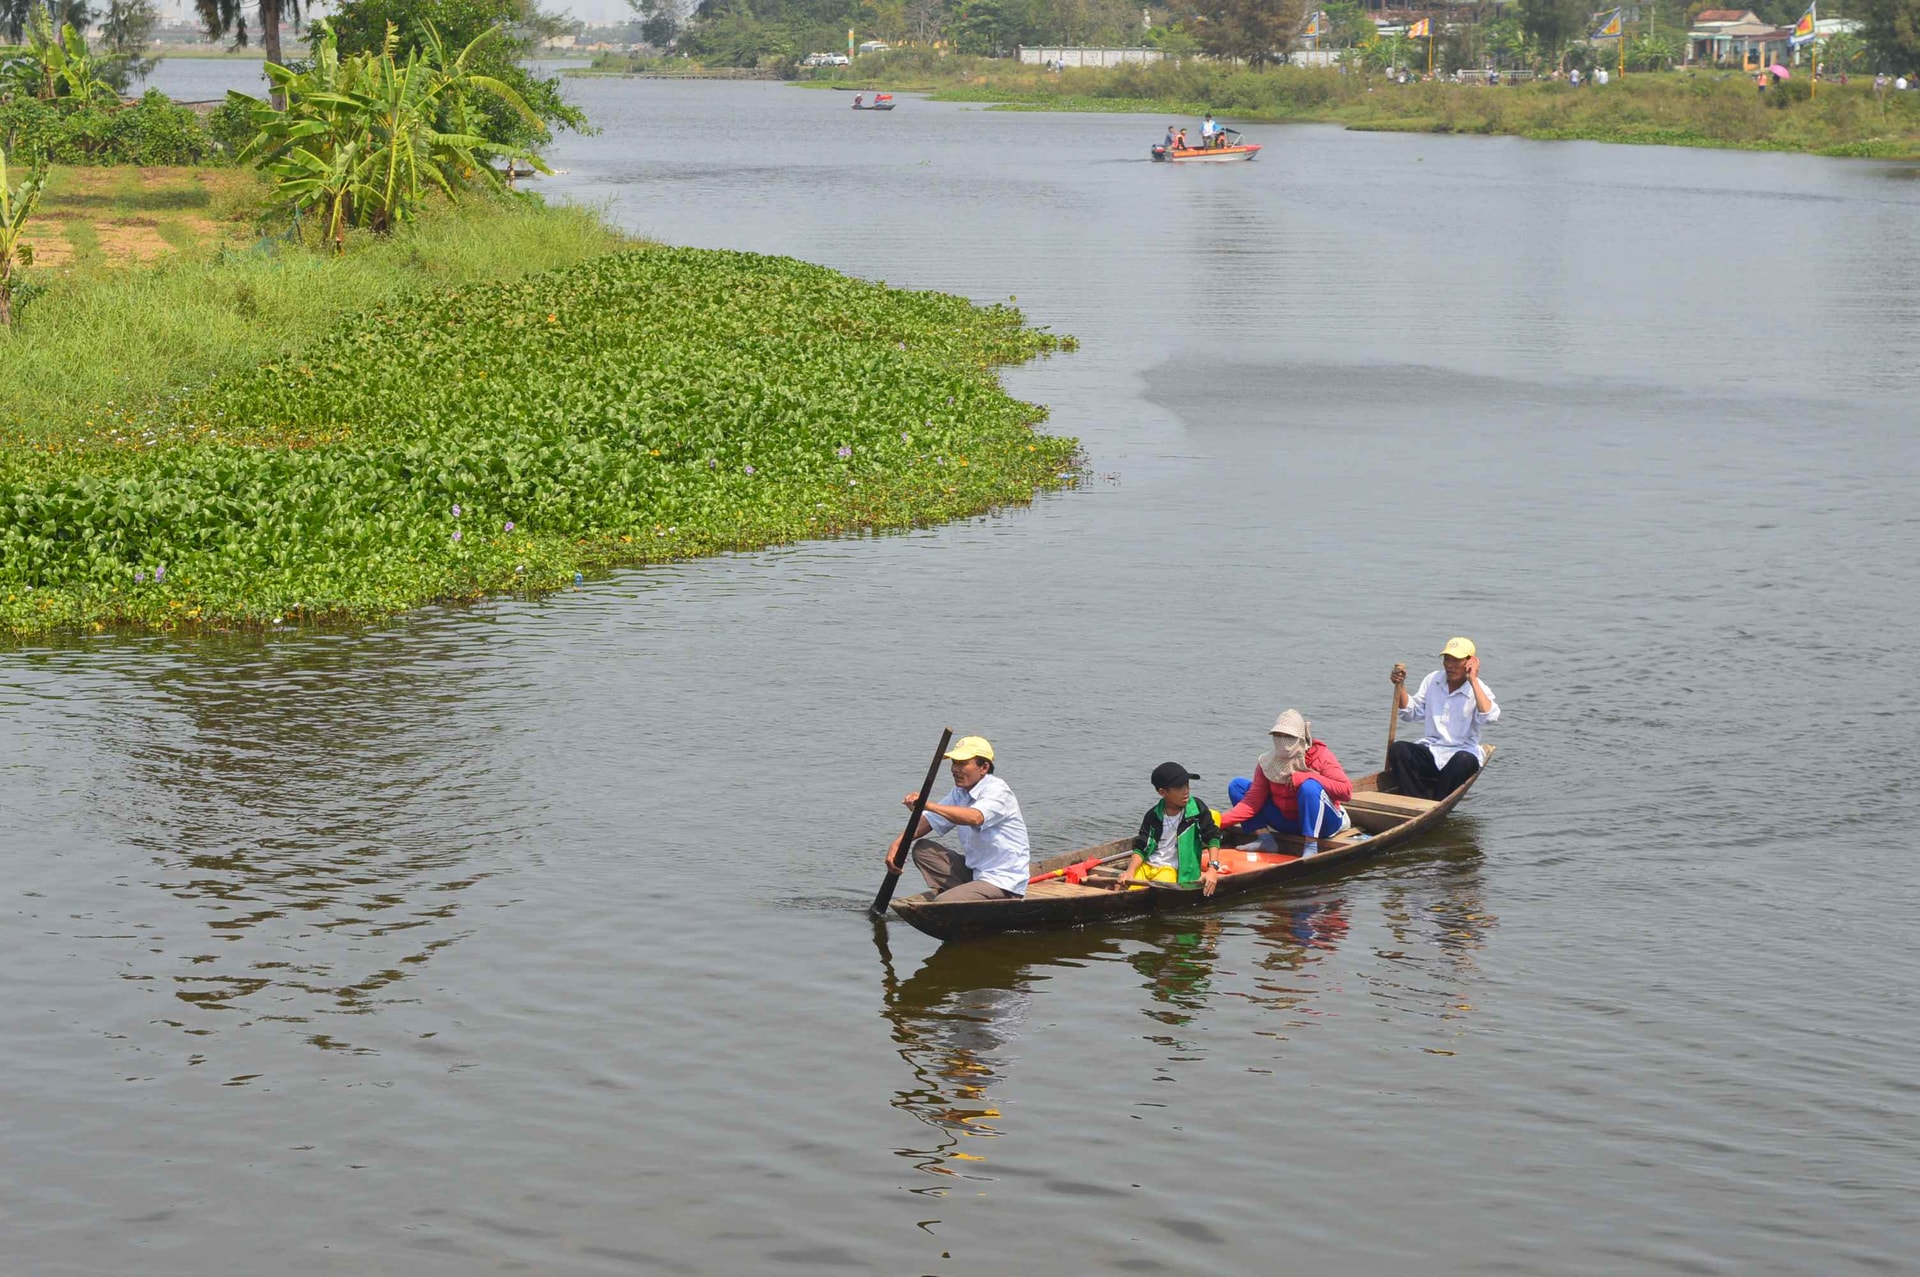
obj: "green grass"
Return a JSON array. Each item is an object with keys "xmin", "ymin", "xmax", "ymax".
[
  {"xmin": 2, "ymin": 191, "xmax": 632, "ymax": 445},
  {"xmin": 0, "ymin": 239, "xmax": 1078, "ymax": 636}
]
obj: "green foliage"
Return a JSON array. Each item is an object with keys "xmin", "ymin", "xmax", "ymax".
[
  {"xmin": 0, "ymin": 89, "xmax": 215, "ymax": 163},
  {"xmin": 2, "ymin": 12, "xmax": 117, "ymax": 105},
  {"xmin": 238, "ymin": 20, "xmax": 544, "ymax": 245},
  {"xmin": 1858, "ymin": 0, "xmax": 1920, "ymax": 67},
  {"xmin": 326, "ymin": 0, "xmax": 587, "ymax": 149},
  {"xmin": 0, "ymin": 142, "xmax": 46, "ymax": 326},
  {"xmin": 1516, "ymin": 0, "xmax": 1589, "ymax": 57},
  {"xmin": 0, "ymin": 245, "xmax": 1078, "ymax": 634},
  {"xmin": 0, "ymin": 192, "xmax": 627, "ymax": 443},
  {"xmin": 1194, "ymin": 0, "xmax": 1303, "ymax": 66}
]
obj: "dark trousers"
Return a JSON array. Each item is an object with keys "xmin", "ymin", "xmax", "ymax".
[
  {"xmin": 1387, "ymin": 740, "xmax": 1479, "ymax": 801},
  {"xmin": 911, "ymin": 839, "xmax": 1019, "ymax": 902}
]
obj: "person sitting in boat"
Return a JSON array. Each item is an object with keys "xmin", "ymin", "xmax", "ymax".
[
  {"xmin": 853, "ymin": 93, "xmax": 864, "ymax": 107},
  {"xmin": 1163, "ymin": 125, "xmax": 1176, "ymax": 150},
  {"xmin": 1174, "ymin": 128, "xmax": 1189, "ymax": 151},
  {"xmin": 1218, "ymin": 709, "xmax": 1353, "ymax": 850},
  {"xmin": 1117, "ymin": 762, "xmax": 1225, "ymax": 897},
  {"xmin": 1388, "ymin": 638, "xmax": 1500, "ymax": 800},
  {"xmin": 887, "ymin": 736, "xmax": 1032, "ymax": 902}
]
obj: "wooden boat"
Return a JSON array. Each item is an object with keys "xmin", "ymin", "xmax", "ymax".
[
  {"xmin": 890, "ymin": 749, "xmax": 1491, "ymax": 942},
  {"xmin": 1151, "ymin": 141, "xmax": 1261, "ymax": 163},
  {"xmin": 852, "ymin": 94, "xmax": 896, "ymax": 111}
]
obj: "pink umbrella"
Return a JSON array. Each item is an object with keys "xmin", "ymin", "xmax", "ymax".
[{"xmin": 1769, "ymin": 64, "xmax": 1791, "ymax": 79}]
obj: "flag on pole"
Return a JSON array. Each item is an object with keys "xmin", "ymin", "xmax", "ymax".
[
  {"xmin": 1305, "ymin": 12, "xmax": 1321, "ymax": 37},
  {"xmin": 1408, "ymin": 17, "xmax": 1430, "ymax": 37},
  {"xmin": 1592, "ymin": 8, "xmax": 1623, "ymax": 38},
  {"xmin": 1790, "ymin": 3, "xmax": 1817, "ymax": 47}
]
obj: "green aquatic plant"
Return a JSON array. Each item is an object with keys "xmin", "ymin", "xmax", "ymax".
[{"xmin": 0, "ymin": 247, "xmax": 1078, "ymax": 634}]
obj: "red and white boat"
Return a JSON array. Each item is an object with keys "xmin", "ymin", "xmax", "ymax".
[{"xmin": 1151, "ymin": 128, "xmax": 1260, "ymax": 162}]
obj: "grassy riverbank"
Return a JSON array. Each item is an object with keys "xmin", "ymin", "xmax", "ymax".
[
  {"xmin": 819, "ymin": 55, "xmax": 1920, "ymax": 157},
  {"xmin": 0, "ymin": 190, "xmax": 1077, "ymax": 637}
]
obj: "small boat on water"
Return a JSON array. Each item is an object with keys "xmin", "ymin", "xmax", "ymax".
[
  {"xmin": 1151, "ymin": 140, "xmax": 1261, "ymax": 162},
  {"xmin": 852, "ymin": 93, "xmax": 896, "ymax": 111},
  {"xmin": 890, "ymin": 750, "xmax": 1491, "ymax": 942}
]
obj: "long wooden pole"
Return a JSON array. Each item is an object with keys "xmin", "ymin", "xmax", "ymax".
[
  {"xmin": 1386, "ymin": 662, "xmax": 1406, "ymax": 769},
  {"xmin": 869, "ymin": 727, "xmax": 953, "ymax": 920}
]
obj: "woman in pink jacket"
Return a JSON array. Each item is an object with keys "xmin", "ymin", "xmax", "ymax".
[{"xmin": 1218, "ymin": 709, "xmax": 1352, "ymax": 847}]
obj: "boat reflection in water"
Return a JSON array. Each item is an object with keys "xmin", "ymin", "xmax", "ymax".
[{"xmin": 872, "ymin": 923, "xmax": 1121, "ymax": 1189}]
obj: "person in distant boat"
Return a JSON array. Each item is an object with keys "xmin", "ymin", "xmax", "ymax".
[
  {"xmin": 1201, "ymin": 114, "xmax": 1218, "ymax": 147},
  {"xmin": 853, "ymin": 93, "xmax": 863, "ymax": 107},
  {"xmin": 1164, "ymin": 124, "xmax": 1177, "ymax": 150},
  {"xmin": 1388, "ymin": 637, "xmax": 1500, "ymax": 801},
  {"xmin": 1219, "ymin": 709, "xmax": 1353, "ymax": 850},
  {"xmin": 887, "ymin": 736, "xmax": 1032, "ymax": 903},
  {"xmin": 1116, "ymin": 762, "xmax": 1225, "ymax": 896}
]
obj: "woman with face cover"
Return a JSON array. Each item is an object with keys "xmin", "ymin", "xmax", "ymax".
[{"xmin": 1218, "ymin": 709, "xmax": 1353, "ymax": 851}]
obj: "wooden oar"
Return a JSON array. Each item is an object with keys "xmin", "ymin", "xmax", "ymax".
[
  {"xmin": 869, "ymin": 727, "xmax": 953, "ymax": 920},
  {"xmin": 1385, "ymin": 662, "xmax": 1405, "ymax": 768}
]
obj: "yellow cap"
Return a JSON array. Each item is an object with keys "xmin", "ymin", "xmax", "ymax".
[
  {"xmin": 943, "ymin": 735, "xmax": 995, "ymax": 762},
  {"xmin": 1441, "ymin": 637, "xmax": 1476, "ymax": 659}
]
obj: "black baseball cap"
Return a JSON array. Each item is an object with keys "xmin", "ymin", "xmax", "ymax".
[{"xmin": 1151, "ymin": 762, "xmax": 1199, "ymax": 789}]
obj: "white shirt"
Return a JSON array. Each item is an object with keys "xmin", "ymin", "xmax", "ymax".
[
  {"xmin": 1201, "ymin": 119, "xmax": 1216, "ymax": 139},
  {"xmin": 1148, "ymin": 810, "xmax": 1182, "ymax": 869},
  {"xmin": 1399, "ymin": 670, "xmax": 1501, "ymax": 767},
  {"xmin": 924, "ymin": 772, "xmax": 1031, "ymax": 895}
]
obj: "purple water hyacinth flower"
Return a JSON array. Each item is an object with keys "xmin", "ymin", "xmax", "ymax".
[
  {"xmin": 452, "ymin": 530, "xmax": 463, "ymax": 543},
  {"xmin": 154, "ymin": 565, "xmax": 165, "ymax": 583},
  {"xmin": 134, "ymin": 570, "xmax": 146, "ymax": 584},
  {"xmin": 504, "ymin": 521, "xmax": 515, "ymax": 532},
  {"xmin": 836, "ymin": 446, "xmax": 852, "ymax": 459},
  {"xmin": 901, "ymin": 431, "xmax": 910, "ymax": 442},
  {"xmin": 744, "ymin": 465, "xmax": 756, "ymax": 475},
  {"xmin": 452, "ymin": 504, "xmax": 462, "ymax": 517}
]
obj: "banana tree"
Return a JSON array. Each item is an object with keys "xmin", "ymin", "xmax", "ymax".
[
  {"xmin": 15, "ymin": 11, "xmax": 119, "ymax": 105},
  {"xmin": 1, "ymin": 145, "xmax": 47, "ymax": 328},
  {"xmin": 238, "ymin": 21, "xmax": 548, "ymax": 250}
]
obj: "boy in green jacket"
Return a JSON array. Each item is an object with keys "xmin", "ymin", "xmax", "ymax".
[{"xmin": 1118, "ymin": 762, "xmax": 1224, "ymax": 897}]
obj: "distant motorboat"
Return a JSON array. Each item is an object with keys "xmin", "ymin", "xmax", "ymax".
[
  {"xmin": 852, "ymin": 93, "xmax": 896, "ymax": 111},
  {"xmin": 1151, "ymin": 129, "xmax": 1259, "ymax": 162}
]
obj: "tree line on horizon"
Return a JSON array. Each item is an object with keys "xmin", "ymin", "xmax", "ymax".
[{"xmin": 622, "ymin": 0, "xmax": 1920, "ymax": 74}]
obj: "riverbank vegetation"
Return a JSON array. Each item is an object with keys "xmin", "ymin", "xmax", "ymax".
[
  {"xmin": 0, "ymin": 0, "xmax": 1078, "ymax": 638},
  {"xmin": 824, "ymin": 53, "xmax": 1920, "ymax": 157},
  {"xmin": 0, "ymin": 241, "xmax": 1076, "ymax": 635}
]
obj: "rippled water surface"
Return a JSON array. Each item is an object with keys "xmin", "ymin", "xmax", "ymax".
[{"xmin": 7, "ymin": 81, "xmax": 1919, "ymax": 1274}]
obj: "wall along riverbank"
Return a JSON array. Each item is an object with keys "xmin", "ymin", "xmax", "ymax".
[{"xmin": 0, "ymin": 193, "xmax": 1077, "ymax": 637}]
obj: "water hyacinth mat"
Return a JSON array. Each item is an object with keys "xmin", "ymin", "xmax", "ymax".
[{"xmin": 0, "ymin": 247, "xmax": 1081, "ymax": 636}]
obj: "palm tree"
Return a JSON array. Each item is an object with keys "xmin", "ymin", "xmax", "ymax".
[
  {"xmin": 2, "ymin": 0, "xmax": 90, "ymax": 43},
  {"xmin": 194, "ymin": 0, "xmax": 303, "ymax": 76}
]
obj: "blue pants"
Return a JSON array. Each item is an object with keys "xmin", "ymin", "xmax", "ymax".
[{"xmin": 1228, "ymin": 776, "xmax": 1345, "ymax": 838}]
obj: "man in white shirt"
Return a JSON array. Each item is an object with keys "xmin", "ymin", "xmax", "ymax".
[
  {"xmin": 1388, "ymin": 638, "xmax": 1501, "ymax": 800},
  {"xmin": 886, "ymin": 736, "xmax": 1032, "ymax": 902}
]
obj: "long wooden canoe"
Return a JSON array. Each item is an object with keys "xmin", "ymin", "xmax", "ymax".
[{"xmin": 890, "ymin": 748, "xmax": 1492, "ymax": 942}]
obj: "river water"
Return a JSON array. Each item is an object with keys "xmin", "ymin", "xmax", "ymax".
[{"xmin": 7, "ymin": 80, "xmax": 1919, "ymax": 1274}]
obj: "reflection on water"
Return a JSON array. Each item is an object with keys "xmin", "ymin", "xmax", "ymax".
[
  {"xmin": 14, "ymin": 623, "xmax": 525, "ymax": 1064},
  {"xmin": 873, "ymin": 924, "xmax": 1119, "ymax": 1188}
]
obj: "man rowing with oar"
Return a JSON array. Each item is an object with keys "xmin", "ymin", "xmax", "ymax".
[
  {"xmin": 1388, "ymin": 637, "xmax": 1501, "ymax": 800},
  {"xmin": 885, "ymin": 736, "xmax": 1032, "ymax": 903}
]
